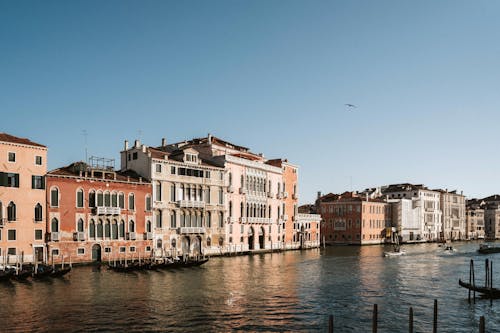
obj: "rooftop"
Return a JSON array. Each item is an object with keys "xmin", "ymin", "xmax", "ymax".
[{"xmin": 0, "ymin": 132, "xmax": 46, "ymax": 148}]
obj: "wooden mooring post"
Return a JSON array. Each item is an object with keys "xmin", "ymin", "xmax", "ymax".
[
  {"xmin": 408, "ymin": 307, "xmax": 413, "ymax": 333},
  {"xmin": 328, "ymin": 314, "xmax": 333, "ymax": 333},
  {"xmin": 433, "ymin": 299, "xmax": 437, "ymax": 333},
  {"xmin": 372, "ymin": 304, "xmax": 378, "ymax": 333},
  {"xmin": 479, "ymin": 316, "xmax": 485, "ymax": 333}
]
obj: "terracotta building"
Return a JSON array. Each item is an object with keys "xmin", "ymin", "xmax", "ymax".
[
  {"xmin": 45, "ymin": 159, "xmax": 152, "ymax": 264},
  {"xmin": 319, "ymin": 192, "xmax": 391, "ymax": 245},
  {"xmin": 0, "ymin": 133, "xmax": 47, "ymax": 264}
]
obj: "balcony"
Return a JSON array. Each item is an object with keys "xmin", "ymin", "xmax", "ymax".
[
  {"xmin": 144, "ymin": 232, "xmax": 153, "ymax": 240},
  {"xmin": 247, "ymin": 217, "xmax": 272, "ymax": 224},
  {"xmin": 292, "ymin": 193, "xmax": 298, "ymax": 200},
  {"xmin": 240, "ymin": 217, "xmax": 247, "ymax": 223},
  {"xmin": 95, "ymin": 206, "xmax": 121, "ymax": 215},
  {"xmin": 127, "ymin": 232, "xmax": 136, "ymax": 240},
  {"xmin": 227, "ymin": 217, "xmax": 237, "ymax": 224},
  {"xmin": 267, "ymin": 192, "xmax": 273, "ymax": 198},
  {"xmin": 283, "ymin": 192, "xmax": 289, "ymax": 199},
  {"xmin": 51, "ymin": 232, "xmax": 60, "ymax": 242},
  {"xmin": 228, "ymin": 186, "xmax": 234, "ymax": 193},
  {"xmin": 239, "ymin": 188, "xmax": 247, "ymax": 195},
  {"xmin": 276, "ymin": 193, "xmax": 283, "ymax": 199},
  {"xmin": 176, "ymin": 200, "xmax": 206, "ymax": 209},
  {"xmin": 178, "ymin": 227, "xmax": 206, "ymax": 234},
  {"xmin": 73, "ymin": 232, "xmax": 85, "ymax": 241}
]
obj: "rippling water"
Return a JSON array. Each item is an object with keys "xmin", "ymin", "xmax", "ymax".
[{"xmin": 1, "ymin": 241, "xmax": 499, "ymax": 332}]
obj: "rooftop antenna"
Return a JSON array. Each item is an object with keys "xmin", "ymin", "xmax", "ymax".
[
  {"xmin": 82, "ymin": 130, "xmax": 88, "ymax": 163},
  {"xmin": 350, "ymin": 176, "xmax": 353, "ymax": 192},
  {"xmin": 138, "ymin": 129, "xmax": 143, "ymax": 142}
]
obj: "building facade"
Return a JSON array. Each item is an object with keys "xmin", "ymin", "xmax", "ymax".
[
  {"xmin": 46, "ymin": 160, "xmax": 152, "ymax": 264},
  {"xmin": 382, "ymin": 184, "xmax": 442, "ymax": 242},
  {"xmin": 0, "ymin": 133, "xmax": 47, "ymax": 264},
  {"xmin": 439, "ymin": 190, "xmax": 466, "ymax": 241},
  {"xmin": 465, "ymin": 199, "xmax": 485, "ymax": 240}
]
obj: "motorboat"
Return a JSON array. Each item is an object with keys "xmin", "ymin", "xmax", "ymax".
[{"xmin": 478, "ymin": 243, "xmax": 500, "ymax": 254}]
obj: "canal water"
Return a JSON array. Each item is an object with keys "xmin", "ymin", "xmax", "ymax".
[{"xmin": 1, "ymin": 241, "xmax": 499, "ymax": 332}]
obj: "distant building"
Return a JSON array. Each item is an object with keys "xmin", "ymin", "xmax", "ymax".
[
  {"xmin": 0, "ymin": 133, "xmax": 47, "ymax": 264},
  {"xmin": 483, "ymin": 195, "xmax": 500, "ymax": 240},
  {"xmin": 466, "ymin": 199, "xmax": 485, "ymax": 240},
  {"xmin": 382, "ymin": 184, "xmax": 442, "ymax": 242},
  {"xmin": 438, "ymin": 190, "xmax": 466, "ymax": 241},
  {"xmin": 46, "ymin": 159, "xmax": 152, "ymax": 264},
  {"xmin": 318, "ymin": 192, "xmax": 391, "ymax": 245}
]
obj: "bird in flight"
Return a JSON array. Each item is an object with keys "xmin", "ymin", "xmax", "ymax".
[{"xmin": 345, "ymin": 104, "xmax": 357, "ymax": 109}]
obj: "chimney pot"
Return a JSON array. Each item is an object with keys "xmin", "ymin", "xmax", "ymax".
[
  {"xmin": 135, "ymin": 140, "xmax": 140, "ymax": 148},
  {"xmin": 162, "ymin": 138, "xmax": 167, "ymax": 146},
  {"xmin": 124, "ymin": 140, "xmax": 129, "ymax": 150}
]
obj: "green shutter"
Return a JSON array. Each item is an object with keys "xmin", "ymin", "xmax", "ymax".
[{"xmin": 32, "ymin": 175, "xmax": 35, "ymax": 189}]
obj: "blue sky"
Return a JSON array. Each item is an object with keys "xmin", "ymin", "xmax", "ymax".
[{"xmin": 1, "ymin": 1, "xmax": 500, "ymax": 204}]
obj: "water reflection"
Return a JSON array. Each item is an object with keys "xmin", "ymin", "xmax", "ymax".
[{"xmin": 1, "ymin": 242, "xmax": 499, "ymax": 332}]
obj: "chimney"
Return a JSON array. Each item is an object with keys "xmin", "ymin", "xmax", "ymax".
[
  {"xmin": 124, "ymin": 140, "xmax": 129, "ymax": 150},
  {"xmin": 134, "ymin": 140, "xmax": 140, "ymax": 148},
  {"xmin": 139, "ymin": 177, "xmax": 142, "ymax": 183},
  {"xmin": 317, "ymin": 191, "xmax": 322, "ymax": 199},
  {"xmin": 142, "ymin": 144, "xmax": 146, "ymax": 153},
  {"xmin": 208, "ymin": 133, "xmax": 212, "ymax": 143},
  {"xmin": 162, "ymin": 138, "xmax": 167, "ymax": 146}
]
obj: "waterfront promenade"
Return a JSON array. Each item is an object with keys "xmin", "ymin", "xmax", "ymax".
[{"xmin": 1, "ymin": 241, "xmax": 498, "ymax": 332}]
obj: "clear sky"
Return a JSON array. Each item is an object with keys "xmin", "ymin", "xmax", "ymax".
[{"xmin": 2, "ymin": 1, "xmax": 500, "ymax": 204}]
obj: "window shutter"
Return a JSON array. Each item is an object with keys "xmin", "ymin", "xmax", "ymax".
[
  {"xmin": 32, "ymin": 175, "xmax": 35, "ymax": 189},
  {"xmin": 15, "ymin": 174, "xmax": 19, "ymax": 187},
  {"xmin": 41, "ymin": 177, "xmax": 45, "ymax": 189},
  {"xmin": 0, "ymin": 172, "xmax": 5, "ymax": 186}
]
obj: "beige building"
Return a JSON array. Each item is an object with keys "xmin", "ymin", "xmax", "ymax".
[
  {"xmin": 438, "ymin": 190, "xmax": 466, "ymax": 241},
  {"xmin": 465, "ymin": 199, "xmax": 485, "ymax": 240},
  {"xmin": 0, "ymin": 133, "xmax": 47, "ymax": 263}
]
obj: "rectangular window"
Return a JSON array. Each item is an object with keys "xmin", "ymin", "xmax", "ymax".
[
  {"xmin": 156, "ymin": 164, "xmax": 162, "ymax": 173},
  {"xmin": 130, "ymin": 246, "xmax": 136, "ymax": 252},
  {"xmin": 35, "ymin": 156, "xmax": 43, "ymax": 165},
  {"xmin": 0, "ymin": 172, "xmax": 20, "ymax": 188},
  {"xmin": 105, "ymin": 247, "xmax": 112, "ymax": 253},
  {"xmin": 8, "ymin": 230, "xmax": 16, "ymax": 240},
  {"xmin": 35, "ymin": 229, "xmax": 43, "ymax": 240},
  {"xmin": 119, "ymin": 247, "xmax": 126, "ymax": 253},
  {"xmin": 32, "ymin": 175, "xmax": 45, "ymax": 189},
  {"xmin": 132, "ymin": 152, "xmax": 138, "ymax": 160},
  {"xmin": 78, "ymin": 248, "xmax": 85, "ymax": 255},
  {"xmin": 52, "ymin": 249, "xmax": 59, "ymax": 256},
  {"xmin": 146, "ymin": 196, "xmax": 151, "ymax": 211},
  {"xmin": 8, "ymin": 152, "xmax": 15, "ymax": 162},
  {"xmin": 171, "ymin": 166, "xmax": 176, "ymax": 174},
  {"xmin": 146, "ymin": 246, "xmax": 151, "ymax": 252},
  {"xmin": 8, "ymin": 248, "xmax": 16, "ymax": 255}
]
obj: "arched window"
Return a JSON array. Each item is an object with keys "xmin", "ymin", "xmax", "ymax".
[
  {"xmin": 97, "ymin": 220, "xmax": 103, "ymax": 238},
  {"xmin": 180, "ymin": 211, "xmax": 185, "ymax": 227},
  {"xmin": 240, "ymin": 175, "xmax": 244, "ymax": 188},
  {"xmin": 104, "ymin": 191, "xmax": 111, "ymax": 207},
  {"xmin": 171, "ymin": 238, "xmax": 176, "ymax": 248},
  {"xmin": 7, "ymin": 202, "xmax": 16, "ymax": 221},
  {"xmin": 146, "ymin": 220, "xmax": 152, "ymax": 233},
  {"xmin": 51, "ymin": 218, "xmax": 59, "ymax": 232},
  {"xmin": 207, "ymin": 237, "xmax": 211, "ymax": 247},
  {"xmin": 155, "ymin": 181, "xmax": 162, "ymax": 201},
  {"xmin": 129, "ymin": 220, "xmax": 135, "ymax": 233},
  {"xmin": 112, "ymin": 220, "xmax": 118, "ymax": 239},
  {"xmin": 111, "ymin": 192, "xmax": 118, "ymax": 207},
  {"xmin": 240, "ymin": 202, "xmax": 244, "ymax": 217},
  {"xmin": 219, "ymin": 237, "xmax": 224, "ymax": 246},
  {"xmin": 51, "ymin": 187, "xmax": 59, "ymax": 207},
  {"xmin": 170, "ymin": 183, "xmax": 176, "ymax": 202},
  {"xmin": 228, "ymin": 172, "xmax": 232, "ymax": 186},
  {"xmin": 128, "ymin": 193, "xmax": 135, "ymax": 210},
  {"xmin": 206, "ymin": 212, "xmax": 211, "ymax": 228},
  {"xmin": 186, "ymin": 213, "xmax": 191, "ymax": 227},
  {"xmin": 89, "ymin": 219, "xmax": 95, "ymax": 238},
  {"xmin": 229, "ymin": 201, "xmax": 233, "ymax": 217},
  {"xmin": 89, "ymin": 190, "xmax": 96, "ymax": 208},
  {"xmin": 196, "ymin": 213, "xmax": 201, "ymax": 227},
  {"xmin": 97, "ymin": 191, "xmax": 103, "ymax": 206},
  {"xmin": 219, "ymin": 212, "xmax": 224, "ymax": 228},
  {"xmin": 119, "ymin": 220, "xmax": 125, "ymax": 238},
  {"xmin": 156, "ymin": 210, "xmax": 162, "ymax": 228},
  {"xmin": 105, "ymin": 219, "xmax": 111, "ymax": 238},
  {"xmin": 77, "ymin": 218, "xmax": 84, "ymax": 232},
  {"xmin": 145, "ymin": 195, "xmax": 151, "ymax": 211},
  {"xmin": 76, "ymin": 189, "xmax": 84, "ymax": 208},
  {"xmin": 34, "ymin": 203, "xmax": 43, "ymax": 222},
  {"xmin": 157, "ymin": 238, "xmax": 163, "ymax": 249},
  {"xmin": 118, "ymin": 192, "xmax": 125, "ymax": 209}
]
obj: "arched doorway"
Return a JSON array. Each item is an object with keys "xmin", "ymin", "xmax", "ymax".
[
  {"xmin": 248, "ymin": 227, "xmax": 255, "ymax": 250},
  {"xmin": 259, "ymin": 227, "xmax": 265, "ymax": 250},
  {"xmin": 92, "ymin": 244, "xmax": 102, "ymax": 262},
  {"xmin": 192, "ymin": 236, "xmax": 202, "ymax": 256},
  {"xmin": 181, "ymin": 237, "xmax": 190, "ymax": 256}
]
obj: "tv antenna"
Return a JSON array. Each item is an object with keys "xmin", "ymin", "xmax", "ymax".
[{"xmin": 82, "ymin": 129, "xmax": 88, "ymax": 163}]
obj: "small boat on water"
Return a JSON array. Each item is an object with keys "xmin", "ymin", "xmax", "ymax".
[
  {"xmin": 0, "ymin": 266, "xmax": 16, "ymax": 281},
  {"xmin": 33, "ymin": 264, "xmax": 54, "ymax": 279},
  {"xmin": 458, "ymin": 279, "xmax": 500, "ymax": 298},
  {"xmin": 478, "ymin": 243, "xmax": 500, "ymax": 254},
  {"xmin": 384, "ymin": 230, "xmax": 405, "ymax": 257},
  {"xmin": 51, "ymin": 266, "xmax": 72, "ymax": 277}
]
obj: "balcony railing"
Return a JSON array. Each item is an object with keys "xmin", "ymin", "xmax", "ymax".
[
  {"xmin": 239, "ymin": 188, "xmax": 247, "ymax": 195},
  {"xmin": 276, "ymin": 193, "xmax": 283, "ymax": 199},
  {"xmin": 227, "ymin": 217, "xmax": 237, "ymax": 224},
  {"xmin": 228, "ymin": 186, "xmax": 234, "ymax": 193},
  {"xmin": 73, "ymin": 232, "xmax": 85, "ymax": 241},
  {"xmin": 283, "ymin": 192, "xmax": 289, "ymax": 199},
  {"xmin": 127, "ymin": 232, "xmax": 136, "ymax": 240},
  {"xmin": 144, "ymin": 232, "xmax": 153, "ymax": 240},
  {"xmin": 176, "ymin": 200, "xmax": 206, "ymax": 209},
  {"xmin": 178, "ymin": 227, "xmax": 206, "ymax": 234},
  {"xmin": 247, "ymin": 217, "xmax": 272, "ymax": 224},
  {"xmin": 96, "ymin": 206, "xmax": 121, "ymax": 215},
  {"xmin": 51, "ymin": 232, "xmax": 60, "ymax": 242},
  {"xmin": 267, "ymin": 192, "xmax": 273, "ymax": 198}
]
